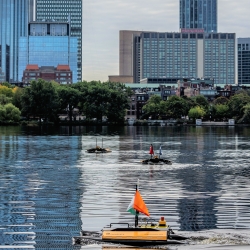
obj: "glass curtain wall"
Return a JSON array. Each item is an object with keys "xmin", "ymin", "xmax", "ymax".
[
  {"xmin": 180, "ymin": 0, "xmax": 217, "ymax": 33},
  {"xmin": 0, "ymin": 0, "xmax": 29, "ymax": 82},
  {"xmin": 35, "ymin": 0, "xmax": 82, "ymax": 82}
]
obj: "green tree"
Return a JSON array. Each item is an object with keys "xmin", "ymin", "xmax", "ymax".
[
  {"xmin": 238, "ymin": 103, "xmax": 250, "ymax": 123},
  {"xmin": 213, "ymin": 96, "xmax": 229, "ymax": 105},
  {"xmin": 57, "ymin": 85, "xmax": 80, "ymax": 122},
  {"xmin": 165, "ymin": 96, "xmax": 189, "ymax": 119},
  {"xmin": 21, "ymin": 79, "xmax": 59, "ymax": 122},
  {"xmin": 0, "ymin": 85, "xmax": 13, "ymax": 98},
  {"xmin": 228, "ymin": 93, "xmax": 250, "ymax": 121},
  {"xmin": 76, "ymin": 81, "xmax": 131, "ymax": 123},
  {"xmin": 214, "ymin": 104, "xmax": 229, "ymax": 120},
  {"xmin": 0, "ymin": 105, "xmax": 5, "ymax": 122},
  {"xmin": 142, "ymin": 95, "xmax": 162, "ymax": 119},
  {"xmin": 0, "ymin": 82, "xmax": 13, "ymax": 88},
  {"xmin": 12, "ymin": 87, "xmax": 24, "ymax": 110},
  {"xmin": 188, "ymin": 106, "xmax": 206, "ymax": 120},
  {"xmin": 5, "ymin": 103, "xmax": 21, "ymax": 122},
  {"xmin": 192, "ymin": 95, "xmax": 209, "ymax": 110},
  {"xmin": 104, "ymin": 82, "xmax": 131, "ymax": 122},
  {"xmin": 0, "ymin": 94, "xmax": 12, "ymax": 105},
  {"xmin": 0, "ymin": 103, "xmax": 21, "ymax": 123}
]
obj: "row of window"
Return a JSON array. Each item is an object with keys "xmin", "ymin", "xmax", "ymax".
[
  {"xmin": 143, "ymin": 33, "xmax": 235, "ymax": 39},
  {"xmin": 24, "ymin": 73, "xmax": 71, "ymax": 76}
]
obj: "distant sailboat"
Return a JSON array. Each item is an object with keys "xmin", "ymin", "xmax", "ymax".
[
  {"xmin": 142, "ymin": 144, "xmax": 172, "ymax": 165},
  {"xmin": 86, "ymin": 138, "xmax": 112, "ymax": 153}
]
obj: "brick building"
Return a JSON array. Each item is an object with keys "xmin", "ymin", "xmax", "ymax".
[{"xmin": 22, "ymin": 64, "xmax": 72, "ymax": 84}]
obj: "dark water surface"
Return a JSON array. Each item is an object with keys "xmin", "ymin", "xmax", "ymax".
[{"xmin": 0, "ymin": 125, "xmax": 250, "ymax": 249}]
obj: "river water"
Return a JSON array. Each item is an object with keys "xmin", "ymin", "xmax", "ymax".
[{"xmin": 0, "ymin": 125, "xmax": 250, "ymax": 250}]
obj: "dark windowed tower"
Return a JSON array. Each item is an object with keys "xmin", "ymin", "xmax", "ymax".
[
  {"xmin": 0, "ymin": 0, "xmax": 30, "ymax": 82},
  {"xmin": 35, "ymin": 0, "xmax": 82, "ymax": 82},
  {"xmin": 238, "ymin": 38, "xmax": 250, "ymax": 85},
  {"xmin": 180, "ymin": 0, "xmax": 217, "ymax": 33}
]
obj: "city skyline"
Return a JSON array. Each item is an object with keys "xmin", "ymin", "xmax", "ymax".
[{"xmin": 82, "ymin": 0, "xmax": 250, "ymax": 82}]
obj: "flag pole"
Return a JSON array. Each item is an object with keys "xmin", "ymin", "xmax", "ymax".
[{"xmin": 135, "ymin": 184, "xmax": 139, "ymax": 227}]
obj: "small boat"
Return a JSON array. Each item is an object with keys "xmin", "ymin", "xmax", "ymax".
[
  {"xmin": 86, "ymin": 138, "xmax": 112, "ymax": 153},
  {"xmin": 142, "ymin": 158, "xmax": 172, "ymax": 165},
  {"xmin": 142, "ymin": 144, "xmax": 172, "ymax": 165},
  {"xmin": 73, "ymin": 183, "xmax": 187, "ymax": 246}
]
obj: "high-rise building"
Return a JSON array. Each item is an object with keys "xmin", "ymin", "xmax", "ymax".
[
  {"xmin": 0, "ymin": 0, "xmax": 30, "ymax": 82},
  {"xmin": 138, "ymin": 31, "xmax": 235, "ymax": 85},
  {"xmin": 35, "ymin": 0, "xmax": 82, "ymax": 82},
  {"xmin": 238, "ymin": 38, "xmax": 250, "ymax": 85},
  {"xmin": 18, "ymin": 21, "xmax": 78, "ymax": 83},
  {"xmin": 179, "ymin": 0, "xmax": 217, "ymax": 33}
]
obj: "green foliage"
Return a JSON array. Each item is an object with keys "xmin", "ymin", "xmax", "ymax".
[
  {"xmin": 165, "ymin": 96, "xmax": 189, "ymax": 119},
  {"xmin": 238, "ymin": 103, "xmax": 250, "ymax": 123},
  {"xmin": 235, "ymin": 89, "xmax": 250, "ymax": 96},
  {"xmin": 0, "ymin": 85, "xmax": 14, "ymax": 98},
  {"xmin": 214, "ymin": 104, "xmax": 229, "ymax": 119},
  {"xmin": 0, "ymin": 82, "xmax": 13, "ymax": 88},
  {"xmin": 57, "ymin": 85, "xmax": 80, "ymax": 122},
  {"xmin": 142, "ymin": 95, "xmax": 163, "ymax": 119},
  {"xmin": 228, "ymin": 92, "xmax": 250, "ymax": 121},
  {"xmin": 0, "ymin": 94, "xmax": 12, "ymax": 105},
  {"xmin": 21, "ymin": 79, "xmax": 59, "ymax": 122},
  {"xmin": 106, "ymin": 84, "xmax": 130, "ymax": 122},
  {"xmin": 191, "ymin": 95, "xmax": 209, "ymax": 110},
  {"xmin": 75, "ymin": 81, "xmax": 130, "ymax": 123},
  {"xmin": 0, "ymin": 103, "xmax": 21, "ymax": 122},
  {"xmin": 12, "ymin": 87, "xmax": 24, "ymax": 110},
  {"xmin": 188, "ymin": 106, "xmax": 206, "ymax": 120},
  {"xmin": 213, "ymin": 96, "xmax": 229, "ymax": 105}
]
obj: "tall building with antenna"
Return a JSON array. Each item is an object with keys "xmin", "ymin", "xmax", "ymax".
[
  {"xmin": 179, "ymin": 0, "xmax": 217, "ymax": 33},
  {"xmin": 34, "ymin": 0, "xmax": 82, "ymax": 82}
]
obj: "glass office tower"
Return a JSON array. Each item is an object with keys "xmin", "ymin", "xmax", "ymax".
[
  {"xmin": 180, "ymin": 0, "xmax": 217, "ymax": 33},
  {"xmin": 18, "ymin": 22, "xmax": 78, "ymax": 83},
  {"xmin": 0, "ymin": 0, "xmax": 29, "ymax": 82},
  {"xmin": 35, "ymin": 0, "xmax": 82, "ymax": 82},
  {"xmin": 238, "ymin": 38, "xmax": 250, "ymax": 85}
]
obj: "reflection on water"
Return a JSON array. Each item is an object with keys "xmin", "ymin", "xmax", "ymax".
[{"xmin": 0, "ymin": 126, "xmax": 250, "ymax": 249}]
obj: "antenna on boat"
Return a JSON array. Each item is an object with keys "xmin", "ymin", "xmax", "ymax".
[
  {"xmin": 96, "ymin": 138, "xmax": 97, "ymax": 148},
  {"xmin": 102, "ymin": 138, "xmax": 103, "ymax": 150}
]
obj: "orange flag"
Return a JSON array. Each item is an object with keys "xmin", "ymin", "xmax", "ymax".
[{"xmin": 133, "ymin": 190, "xmax": 150, "ymax": 216}]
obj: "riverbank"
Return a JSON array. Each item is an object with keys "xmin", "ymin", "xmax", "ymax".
[{"xmin": 0, "ymin": 118, "xmax": 245, "ymax": 127}]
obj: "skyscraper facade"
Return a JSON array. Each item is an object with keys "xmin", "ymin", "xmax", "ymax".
[
  {"xmin": 180, "ymin": 0, "xmax": 217, "ymax": 33},
  {"xmin": 139, "ymin": 31, "xmax": 235, "ymax": 85},
  {"xmin": 238, "ymin": 38, "xmax": 250, "ymax": 85},
  {"xmin": 18, "ymin": 22, "xmax": 78, "ymax": 83},
  {"xmin": 0, "ymin": 0, "xmax": 30, "ymax": 82},
  {"xmin": 35, "ymin": 0, "xmax": 82, "ymax": 82}
]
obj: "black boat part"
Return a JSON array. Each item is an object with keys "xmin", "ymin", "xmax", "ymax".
[{"xmin": 74, "ymin": 236, "xmax": 186, "ymax": 246}]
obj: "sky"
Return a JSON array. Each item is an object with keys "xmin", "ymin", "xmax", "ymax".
[{"xmin": 82, "ymin": 0, "xmax": 250, "ymax": 82}]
